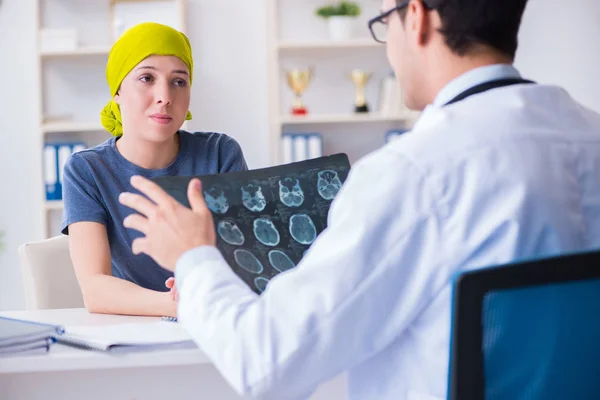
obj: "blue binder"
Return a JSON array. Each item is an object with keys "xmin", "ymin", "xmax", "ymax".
[
  {"xmin": 385, "ymin": 129, "xmax": 408, "ymax": 143},
  {"xmin": 43, "ymin": 142, "xmax": 86, "ymax": 201}
]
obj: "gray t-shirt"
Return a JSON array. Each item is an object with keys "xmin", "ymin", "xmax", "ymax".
[{"xmin": 61, "ymin": 130, "xmax": 248, "ymax": 292}]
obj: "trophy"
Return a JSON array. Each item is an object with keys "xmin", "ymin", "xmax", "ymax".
[
  {"xmin": 285, "ymin": 68, "xmax": 313, "ymax": 115},
  {"xmin": 350, "ymin": 69, "xmax": 372, "ymax": 113}
]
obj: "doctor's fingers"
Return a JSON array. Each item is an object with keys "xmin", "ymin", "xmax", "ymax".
[
  {"xmin": 187, "ymin": 178, "xmax": 210, "ymax": 215},
  {"xmin": 123, "ymin": 214, "xmax": 149, "ymax": 235},
  {"xmin": 131, "ymin": 237, "xmax": 149, "ymax": 256},
  {"xmin": 130, "ymin": 175, "xmax": 176, "ymax": 208},
  {"xmin": 119, "ymin": 192, "xmax": 158, "ymax": 218}
]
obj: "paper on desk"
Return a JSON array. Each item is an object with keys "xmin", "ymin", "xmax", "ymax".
[{"xmin": 56, "ymin": 321, "xmax": 197, "ymax": 352}]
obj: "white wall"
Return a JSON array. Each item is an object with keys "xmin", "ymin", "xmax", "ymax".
[
  {"xmin": 186, "ymin": 0, "xmax": 270, "ymax": 170},
  {"xmin": 515, "ymin": 0, "xmax": 600, "ymax": 112},
  {"xmin": 1, "ymin": 0, "xmax": 600, "ymax": 312},
  {"xmin": 0, "ymin": 0, "xmax": 43, "ymax": 311}
]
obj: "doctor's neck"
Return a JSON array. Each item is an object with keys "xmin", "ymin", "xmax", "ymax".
[{"xmin": 417, "ymin": 44, "xmax": 514, "ymax": 109}]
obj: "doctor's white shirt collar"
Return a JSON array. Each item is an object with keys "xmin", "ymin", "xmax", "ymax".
[{"xmin": 432, "ymin": 63, "xmax": 522, "ymax": 107}]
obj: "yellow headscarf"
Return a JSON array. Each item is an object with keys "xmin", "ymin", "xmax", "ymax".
[{"xmin": 100, "ymin": 22, "xmax": 194, "ymax": 137}]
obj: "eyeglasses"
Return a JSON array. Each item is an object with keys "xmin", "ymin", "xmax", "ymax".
[
  {"xmin": 368, "ymin": 0, "xmax": 434, "ymax": 44},
  {"xmin": 368, "ymin": 1, "xmax": 410, "ymax": 44}
]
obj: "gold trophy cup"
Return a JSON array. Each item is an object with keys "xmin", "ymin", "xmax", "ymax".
[
  {"xmin": 350, "ymin": 69, "xmax": 373, "ymax": 113},
  {"xmin": 285, "ymin": 68, "xmax": 313, "ymax": 115}
]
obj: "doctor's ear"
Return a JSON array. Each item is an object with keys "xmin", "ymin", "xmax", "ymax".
[{"xmin": 406, "ymin": 0, "xmax": 435, "ymax": 46}]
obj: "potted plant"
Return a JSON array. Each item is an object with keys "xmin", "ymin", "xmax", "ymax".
[{"xmin": 316, "ymin": 1, "xmax": 361, "ymax": 41}]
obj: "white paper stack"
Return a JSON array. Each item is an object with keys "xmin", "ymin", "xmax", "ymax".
[
  {"xmin": 379, "ymin": 73, "xmax": 405, "ymax": 117},
  {"xmin": 379, "ymin": 73, "xmax": 423, "ymax": 123}
]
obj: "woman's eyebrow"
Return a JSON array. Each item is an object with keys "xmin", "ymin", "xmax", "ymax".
[
  {"xmin": 134, "ymin": 66, "xmax": 188, "ymax": 76},
  {"xmin": 135, "ymin": 65, "xmax": 156, "ymax": 71}
]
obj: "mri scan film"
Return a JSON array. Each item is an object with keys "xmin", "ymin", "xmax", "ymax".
[{"xmin": 153, "ymin": 153, "xmax": 351, "ymax": 294}]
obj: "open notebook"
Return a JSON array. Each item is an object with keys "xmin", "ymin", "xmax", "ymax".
[{"xmin": 56, "ymin": 320, "xmax": 197, "ymax": 353}]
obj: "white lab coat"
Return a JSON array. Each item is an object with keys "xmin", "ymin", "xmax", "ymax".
[{"xmin": 175, "ymin": 65, "xmax": 600, "ymax": 400}]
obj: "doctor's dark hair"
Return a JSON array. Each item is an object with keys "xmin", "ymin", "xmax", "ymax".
[{"xmin": 400, "ymin": 0, "xmax": 530, "ymax": 59}]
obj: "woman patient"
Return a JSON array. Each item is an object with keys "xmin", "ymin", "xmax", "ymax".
[{"xmin": 61, "ymin": 22, "xmax": 247, "ymax": 317}]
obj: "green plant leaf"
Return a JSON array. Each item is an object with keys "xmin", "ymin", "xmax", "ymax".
[{"xmin": 316, "ymin": 1, "xmax": 361, "ymax": 18}]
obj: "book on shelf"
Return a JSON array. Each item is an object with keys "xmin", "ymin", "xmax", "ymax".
[
  {"xmin": 43, "ymin": 142, "xmax": 87, "ymax": 201},
  {"xmin": 281, "ymin": 133, "xmax": 324, "ymax": 164}
]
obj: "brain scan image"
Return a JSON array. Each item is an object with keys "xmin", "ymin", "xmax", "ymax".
[
  {"xmin": 217, "ymin": 220, "xmax": 245, "ymax": 246},
  {"xmin": 242, "ymin": 184, "xmax": 267, "ymax": 212},
  {"xmin": 154, "ymin": 153, "xmax": 351, "ymax": 298},
  {"xmin": 289, "ymin": 214, "xmax": 317, "ymax": 245},
  {"xmin": 204, "ymin": 188, "xmax": 229, "ymax": 214},
  {"xmin": 317, "ymin": 170, "xmax": 343, "ymax": 200},
  {"xmin": 253, "ymin": 218, "xmax": 281, "ymax": 246},
  {"xmin": 254, "ymin": 276, "xmax": 269, "ymax": 293},
  {"xmin": 233, "ymin": 249, "xmax": 264, "ymax": 274},
  {"xmin": 278, "ymin": 178, "xmax": 304, "ymax": 207},
  {"xmin": 169, "ymin": 188, "xmax": 188, "ymax": 206},
  {"xmin": 268, "ymin": 250, "xmax": 296, "ymax": 273}
]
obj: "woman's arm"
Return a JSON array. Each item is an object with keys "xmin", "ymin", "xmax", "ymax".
[{"xmin": 68, "ymin": 221, "xmax": 176, "ymax": 317}]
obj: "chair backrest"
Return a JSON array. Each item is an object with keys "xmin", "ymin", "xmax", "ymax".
[
  {"xmin": 448, "ymin": 250, "xmax": 600, "ymax": 400},
  {"xmin": 18, "ymin": 235, "xmax": 84, "ymax": 310}
]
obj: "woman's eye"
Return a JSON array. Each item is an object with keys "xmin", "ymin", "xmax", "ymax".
[
  {"xmin": 173, "ymin": 79, "xmax": 188, "ymax": 87},
  {"xmin": 140, "ymin": 75, "xmax": 154, "ymax": 83}
]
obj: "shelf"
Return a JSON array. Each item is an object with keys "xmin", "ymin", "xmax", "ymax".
[
  {"xmin": 40, "ymin": 46, "xmax": 111, "ymax": 58},
  {"xmin": 277, "ymin": 39, "xmax": 381, "ymax": 51},
  {"xmin": 42, "ymin": 122, "xmax": 104, "ymax": 134},
  {"xmin": 44, "ymin": 201, "xmax": 64, "ymax": 211},
  {"xmin": 279, "ymin": 112, "xmax": 417, "ymax": 125}
]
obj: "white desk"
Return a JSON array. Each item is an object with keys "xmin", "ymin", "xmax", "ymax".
[{"xmin": 0, "ymin": 308, "xmax": 347, "ymax": 400}]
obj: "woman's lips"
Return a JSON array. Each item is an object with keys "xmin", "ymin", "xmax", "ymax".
[{"xmin": 150, "ymin": 114, "xmax": 172, "ymax": 124}]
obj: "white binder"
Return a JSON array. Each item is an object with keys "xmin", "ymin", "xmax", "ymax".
[
  {"xmin": 43, "ymin": 145, "xmax": 58, "ymax": 200},
  {"xmin": 281, "ymin": 133, "xmax": 323, "ymax": 164}
]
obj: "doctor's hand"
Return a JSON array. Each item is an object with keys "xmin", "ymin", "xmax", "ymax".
[{"xmin": 119, "ymin": 175, "xmax": 217, "ymax": 272}]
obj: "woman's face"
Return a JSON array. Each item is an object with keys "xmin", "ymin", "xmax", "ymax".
[{"xmin": 114, "ymin": 55, "xmax": 191, "ymax": 142}]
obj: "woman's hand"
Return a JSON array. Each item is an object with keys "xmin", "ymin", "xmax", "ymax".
[{"xmin": 165, "ymin": 277, "xmax": 178, "ymax": 302}]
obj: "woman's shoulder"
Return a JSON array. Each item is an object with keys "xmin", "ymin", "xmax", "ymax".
[
  {"xmin": 67, "ymin": 137, "xmax": 116, "ymax": 165},
  {"xmin": 180, "ymin": 130, "xmax": 248, "ymax": 172},
  {"xmin": 180, "ymin": 130, "xmax": 241, "ymax": 150},
  {"xmin": 63, "ymin": 137, "xmax": 121, "ymax": 180}
]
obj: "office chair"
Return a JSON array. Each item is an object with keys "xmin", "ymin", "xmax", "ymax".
[
  {"xmin": 448, "ymin": 250, "xmax": 600, "ymax": 400},
  {"xmin": 18, "ymin": 235, "xmax": 84, "ymax": 310}
]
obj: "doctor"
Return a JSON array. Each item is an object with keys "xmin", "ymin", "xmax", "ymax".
[{"xmin": 119, "ymin": 0, "xmax": 600, "ymax": 399}]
